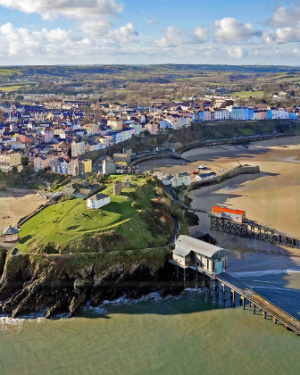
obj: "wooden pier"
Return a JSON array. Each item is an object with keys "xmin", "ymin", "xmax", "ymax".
[
  {"xmin": 210, "ymin": 215, "xmax": 300, "ymax": 248},
  {"xmin": 217, "ymin": 272, "xmax": 300, "ymax": 335}
]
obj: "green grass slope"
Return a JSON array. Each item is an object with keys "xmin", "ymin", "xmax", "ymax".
[{"xmin": 18, "ymin": 175, "xmax": 175, "ymax": 254}]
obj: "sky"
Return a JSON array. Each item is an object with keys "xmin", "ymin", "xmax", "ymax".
[{"xmin": 1, "ymin": 0, "xmax": 300, "ymax": 65}]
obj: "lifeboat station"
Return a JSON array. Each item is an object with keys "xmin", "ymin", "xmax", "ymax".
[{"xmin": 171, "ymin": 235, "xmax": 229, "ymax": 282}]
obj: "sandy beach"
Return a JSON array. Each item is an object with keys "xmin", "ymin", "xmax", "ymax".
[
  {"xmin": 141, "ymin": 136, "xmax": 300, "ymax": 255},
  {"xmin": 0, "ymin": 190, "xmax": 43, "ymax": 233}
]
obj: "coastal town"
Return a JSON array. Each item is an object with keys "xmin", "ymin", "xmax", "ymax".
[{"xmin": 0, "ymin": 96, "xmax": 299, "ymax": 178}]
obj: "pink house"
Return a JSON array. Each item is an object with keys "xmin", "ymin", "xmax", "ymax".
[
  {"xmin": 145, "ymin": 122, "xmax": 159, "ymax": 134},
  {"xmin": 42, "ymin": 130, "xmax": 54, "ymax": 143}
]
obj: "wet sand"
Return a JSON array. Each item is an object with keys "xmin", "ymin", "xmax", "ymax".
[
  {"xmin": 141, "ymin": 136, "xmax": 300, "ymax": 255},
  {"xmin": 0, "ymin": 190, "xmax": 42, "ymax": 232}
]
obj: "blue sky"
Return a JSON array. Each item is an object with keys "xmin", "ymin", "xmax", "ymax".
[{"xmin": 0, "ymin": 0, "xmax": 300, "ymax": 65}]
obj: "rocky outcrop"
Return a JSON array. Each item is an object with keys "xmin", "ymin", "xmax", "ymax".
[
  {"xmin": 0, "ymin": 249, "xmax": 6, "ymax": 277},
  {"xmin": 0, "ymin": 250, "xmax": 184, "ymax": 318}
]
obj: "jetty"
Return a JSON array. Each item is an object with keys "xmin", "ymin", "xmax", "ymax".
[
  {"xmin": 218, "ymin": 272, "xmax": 300, "ymax": 335},
  {"xmin": 210, "ymin": 209, "xmax": 300, "ymax": 248},
  {"xmin": 170, "ymin": 235, "xmax": 300, "ymax": 335}
]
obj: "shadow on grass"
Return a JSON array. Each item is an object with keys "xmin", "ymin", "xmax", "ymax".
[{"xmin": 19, "ymin": 235, "xmax": 32, "ymax": 244}]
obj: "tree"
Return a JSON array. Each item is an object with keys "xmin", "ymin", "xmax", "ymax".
[
  {"xmin": 184, "ymin": 195, "xmax": 193, "ymax": 208},
  {"xmin": 21, "ymin": 156, "xmax": 28, "ymax": 166}
]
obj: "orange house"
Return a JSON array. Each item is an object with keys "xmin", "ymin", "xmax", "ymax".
[{"xmin": 212, "ymin": 206, "xmax": 246, "ymax": 223}]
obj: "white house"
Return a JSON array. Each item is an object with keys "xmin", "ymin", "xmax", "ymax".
[
  {"xmin": 158, "ymin": 172, "xmax": 191, "ymax": 187},
  {"xmin": 196, "ymin": 172, "xmax": 217, "ymax": 181},
  {"xmin": 214, "ymin": 108, "xmax": 229, "ymax": 120},
  {"xmin": 87, "ymin": 193, "xmax": 110, "ymax": 209}
]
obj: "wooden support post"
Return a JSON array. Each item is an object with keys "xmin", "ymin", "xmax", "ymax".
[
  {"xmin": 215, "ymin": 279, "xmax": 219, "ymax": 294},
  {"xmin": 243, "ymin": 298, "xmax": 245, "ymax": 310},
  {"xmin": 253, "ymin": 305, "xmax": 256, "ymax": 314},
  {"xmin": 263, "ymin": 311, "xmax": 266, "ymax": 319},
  {"xmin": 273, "ymin": 317, "xmax": 277, "ymax": 324},
  {"xmin": 249, "ymin": 301, "xmax": 252, "ymax": 307},
  {"xmin": 222, "ymin": 283, "xmax": 226, "ymax": 293},
  {"xmin": 184, "ymin": 268, "xmax": 186, "ymax": 288},
  {"xmin": 195, "ymin": 270, "xmax": 198, "ymax": 288},
  {"xmin": 215, "ymin": 279, "xmax": 219, "ymax": 290},
  {"xmin": 231, "ymin": 290, "xmax": 235, "ymax": 306}
]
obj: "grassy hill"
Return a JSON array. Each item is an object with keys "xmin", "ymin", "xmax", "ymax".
[{"xmin": 18, "ymin": 175, "xmax": 178, "ymax": 254}]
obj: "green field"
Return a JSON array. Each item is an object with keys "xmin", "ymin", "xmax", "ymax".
[
  {"xmin": 231, "ymin": 91, "xmax": 264, "ymax": 98},
  {"xmin": 0, "ymin": 84, "xmax": 27, "ymax": 92},
  {"xmin": 0, "ymin": 68, "xmax": 22, "ymax": 77},
  {"xmin": 18, "ymin": 175, "xmax": 171, "ymax": 253}
]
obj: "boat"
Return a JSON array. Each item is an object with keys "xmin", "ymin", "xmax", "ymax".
[{"xmin": 198, "ymin": 165, "xmax": 207, "ymax": 169}]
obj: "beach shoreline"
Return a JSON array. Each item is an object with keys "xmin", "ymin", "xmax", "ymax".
[
  {"xmin": 141, "ymin": 136, "xmax": 300, "ymax": 256},
  {"xmin": 0, "ymin": 189, "xmax": 43, "ymax": 233}
]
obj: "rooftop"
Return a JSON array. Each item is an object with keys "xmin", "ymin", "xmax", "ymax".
[
  {"xmin": 88, "ymin": 193, "xmax": 109, "ymax": 201},
  {"xmin": 2, "ymin": 226, "xmax": 20, "ymax": 235},
  {"xmin": 212, "ymin": 206, "xmax": 245, "ymax": 215},
  {"xmin": 173, "ymin": 235, "xmax": 227, "ymax": 258}
]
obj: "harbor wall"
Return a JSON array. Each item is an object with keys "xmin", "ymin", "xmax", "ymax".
[{"xmin": 189, "ymin": 166, "xmax": 260, "ymax": 191}]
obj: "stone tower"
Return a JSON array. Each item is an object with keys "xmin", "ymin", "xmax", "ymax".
[{"xmin": 113, "ymin": 180, "xmax": 122, "ymax": 196}]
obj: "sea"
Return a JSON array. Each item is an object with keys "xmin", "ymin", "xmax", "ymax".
[{"xmin": 0, "ymin": 247, "xmax": 300, "ymax": 375}]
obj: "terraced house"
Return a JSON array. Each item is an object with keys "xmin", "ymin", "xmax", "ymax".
[{"xmin": 0, "ymin": 151, "xmax": 22, "ymax": 172}]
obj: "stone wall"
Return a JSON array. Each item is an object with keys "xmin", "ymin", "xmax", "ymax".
[
  {"xmin": 130, "ymin": 153, "xmax": 184, "ymax": 166},
  {"xmin": 189, "ymin": 166, "xmax": 260, "ymax": 191}
]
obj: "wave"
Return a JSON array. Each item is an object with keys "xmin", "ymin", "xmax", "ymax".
[
  {"xmin": 230, "ymin": 268, "xmax": 300, "ymax": 278},
  {"xmin": 0, "ymin": 316, "xmax": 24, "ymax": 335},
  {"xmin": 83, "ymin": 292, "xmax": 178, "ymax": 314}
]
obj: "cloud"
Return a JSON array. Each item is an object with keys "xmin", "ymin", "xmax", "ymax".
[
  {"xmin": 0, "ymin": 0, "xmax": 123, "ymax": 36},
  {"xmin": 155, "ymin": 26, "xmax": 185, "ymax": 47},
  {"xmin": 147, "ymin": 19, "xmax": 157, "ymax": 24},
  {"xmin": 264, "ymin": 27, "xmax": 300, "ymax": 43},
  {"xmin": 227, "ymin": 46, "xmax": 244, "ymax": 59},
  {"xmin": 214, "ymin": 17, "xmax": 261, "ymax": 42},
  {"xmin": 0, "ymin": 21, "xmax": 140, "ymax": 64},
  {"xmin": 0, "ymin": 0, "xmax": 122, "ymax": 19},
  {"xmin": 264, "ymin": 5, "xmax": 300, "ymax": 44},
  {"xmin": 155, "ymin": 26, "xmax": 209, "ymax": 47},
  {"xmin": 106, "ymin": 22, "xmax": 138, "ymax": 44},
  {"xmin": 268, "ymin": 6, "xmax": 300, "ymax": 28},
  {"xmin": 0, "ymin": 23, "xmax": 77, "ymax": 56},
  {"xmin": 191, "ymin": 27, "xmax": 209, "ymax": 43},
  {"xmin": 0, "ymin": 23, "xmax": 81, "ymax": 57}
]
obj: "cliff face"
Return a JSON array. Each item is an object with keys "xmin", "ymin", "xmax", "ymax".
[{"xmin": 0, "ymin": 251, "xmax": 183, "ymax": 319}]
